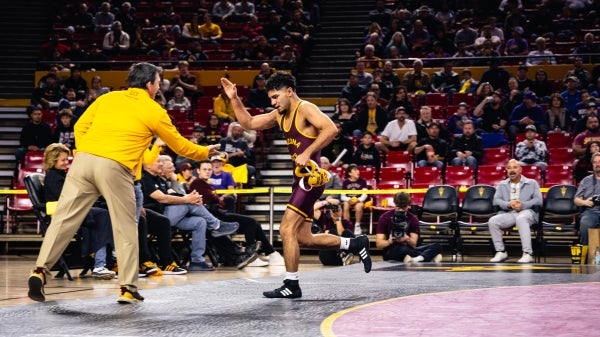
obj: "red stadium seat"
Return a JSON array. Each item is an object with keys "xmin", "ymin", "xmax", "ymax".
[
  {"xmin": 544, "ymin": 165, "xmax": 575, "ymax": 187},
  {"xmin": 424, "ymin": 93, "xmax": 449, "ymax": 106},
  {"xmin": 520, "ymin": 165, "xmax": 543, "ymax": 186},
  {"xmin": 451, "ymin": 93, "xmax": 476, "ymax": 106},
  {"xmin": 378, "ymin": 166, "xmax": 407, "ymax": 185},
  {"xmin": 546, "ymin": 132, "xmax": 573, "ymax": 149},
  {"xmin": 444, "ymin": 166, "xmax": 475, "ymax": 187},
  {"xmin": 481, "ymin": 147, "xmax": 511, "ymax": 166},
  {"xmin": 384, "ymin": 151, "xmax": 413, "ymax": 172},
  {"xmin": 358, "ymin": 166, "xmax": 377, "ymax": 185},
  {"xmin": 178, "ymin": 121, "xmax": 196, "ymax": 138},
  {"xmin": 548, "ymin": 147, "xmax": 576, "ymax": 166},
  {"xmin": 193, "ymin": 108, "xmax": 214, "ymax": 125},
  {"xmin": 167, "ymin": 109, "xmax": 191, "ymax": 122},
  {"xmin": 23, "ymin": 151, "xmax": 44, "ymax": 169},
  {"xmin": 412, "ymin": 166, "xmax": 443, "ymax": 188},
  {"xmin": 477, "ymin": 165, "xmax": 506, "ymax": 186}
]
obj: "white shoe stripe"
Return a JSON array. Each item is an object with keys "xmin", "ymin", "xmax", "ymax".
[{"xmin": 280, "ymin": 288, "xmax": 291, "ymax": 296}]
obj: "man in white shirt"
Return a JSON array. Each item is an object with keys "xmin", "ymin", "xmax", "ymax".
[{"xmin": 375, "ymin": 106, "xmax": 417, "ymax": 153}]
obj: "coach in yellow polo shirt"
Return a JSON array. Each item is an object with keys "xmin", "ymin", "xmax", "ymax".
[{"xmin": 28, "ymin": 62, "xmax": 218, "ymax": 304}]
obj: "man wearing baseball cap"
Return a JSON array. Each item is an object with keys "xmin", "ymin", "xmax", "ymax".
[
  {"xmin": 514, "ymin": 124, "xmax": 548, "ymax": 172},
  {"xmin": 508, "ymin": 91, "xmax": 546, "ymax": 141}
]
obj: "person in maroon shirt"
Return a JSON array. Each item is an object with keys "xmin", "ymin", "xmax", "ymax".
[{"xmin": 188, "ymin": 160, "xmax": 284, "ymax": 266}]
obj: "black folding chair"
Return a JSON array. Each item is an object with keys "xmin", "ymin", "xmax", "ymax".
[{"xmin": 24, "ymin": 173, "xmax": 73, "ymax": 281}]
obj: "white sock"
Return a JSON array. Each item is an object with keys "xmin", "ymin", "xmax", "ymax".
[
  {"xmin": 412, "ymin": 256, "xmax": 424, "ymax": 262},
  {"xmin": 340, "ymin": 237, "xmax": 351, "ymax": 250},
  {"xmin": 284, "ymin": 272, "xmax": 299, "ymax": 281}
]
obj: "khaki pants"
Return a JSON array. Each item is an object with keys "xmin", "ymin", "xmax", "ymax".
[{"xmin": 35, "ymin": 152, "xmax": 139, "ymax": 291}]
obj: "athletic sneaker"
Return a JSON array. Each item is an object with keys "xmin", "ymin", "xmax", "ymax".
[
  {"xmin": 92, "ymin": 267, "xmax": 116, "ymax": 280},
  {"xmin": 263, "ymin": 279, "xmax": 302, "ymax": 299},
  {"xmin": 139, "ymin": 261, "xmax": 159, "ymax": 277},
  {"xmin": 433, "ymin": 254, "xmax": 443, "ymax": 263},
  {"xmin": 517, "ymin": 252, "xmax": 534, "ymax": 263},
  {"xmin": 211, "ymin": 221, "xmax": 239, "ymax": 237},
  {"xmin": 490, "ymin": 251, "xmax": 508, "ymax": 263},
  {"xmin": 348, "ymin": 235, "xmax": 372, "ymax": 273},
  {"xmin": 117, "ymin": 286, "xmax": 144, "ymax": 304},
  {"xmin": 27, "ymin": 268, "xmax": 46, "ymax": 302},
  {"xmin": 161, "ymin": 262, "xmax": 188, "ymax": 275},
  {"xmin": 246, "ymin": 257, "xmax": 269, "ymax": 267},
  {"xmin": 188, "ymin": 261, "xmax": 215, "ymax": 271},
  {"xmin": 267, "ymin": 251, "xmax": 285, "ymax": 266},
  {"xmin": 237, "ymin": 252, "xmax": 259, "ymax": 269}
]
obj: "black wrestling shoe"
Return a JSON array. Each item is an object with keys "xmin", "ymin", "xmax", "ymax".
[
  {"xmin": 348, "ymin": 235, "xmax": 372, "ymax": 273},
  {"xmin": 263, "ymin": 279, "xmax": 302, "ymax": 299}
]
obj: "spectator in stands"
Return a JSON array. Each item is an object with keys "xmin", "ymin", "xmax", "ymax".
[
  {"xmin": 64, "ymin": 41, "xmax": 88, "ymax": 64},
  {"xmin": 352, "ymin": 131, "xmax": 381, "ymax": 169},
  {"xmin": 231, "ymin": 0, "xmax": 256, "ymax": 22},
  {"xmin": 503, "ymin": 26, "xmax": 529, "ymax": 57},
  {"xmin": 449, "ymin": 120, "xmax": 483, "ymax": 171},
  {"xmin": 207, "ymin": 155, "xmax": 237, "ymax": 213},
  {"xmin": 339, "ymin": 73, "xmax": 367, "ymax": 107},
  {"xmin": 413, "ymin": 123, "xmax": 448, "ymax": 168},
  {"xmin": 424, "ymin": 41, "xmax": 451, "ymax": 68},
  {"xmin": 503, "ymin": 4, "xmax": 527, "ymax": 36},
  {"xmin": 205, "ymin": 114, "xmax": 226, "ymax": 145},
  {"xmin": 368, "ymin": 0, "xmax": 392, "ymax": 29},
  {"xmin": 331, "ymin": 99, "xmax": 355, "ymax": 138},
  {"xmin": 385, "ymin": 31, "xmax": 409, "ymax": 60},
  {"xmin": 530, "ymin": 69, "xmax": 553, "ymax": 103},
  {"xmin": 319, "ymin": 156, "xmax": 342, "ymax": 203},
  {"xmin": 402, "ymin": 58, "xmax": 430, "ymax": 94},
  {"xmin": 353, "ymin": 61, "xmax": 373, "ymax": 88},
  {"xmin": 15, "ymin": 105, "xmax": 53, "ymax": 164},
  {"xmin": 341, "ymin": 164, "xmax": 369, "ymax": 235},
  {"xmin": 89, "ymin": 76, "xmax": 110, "ymax": 97},
  {"xmin": 456, "ymin": 69, "xmax": 476, "ymax": 94},
  {"xmin": 278, "ymin": 44, "xmax": 299, "ymax": 75},
  {"xmin": 452, "ymin": 40, "xmax": 475, "ymax": 67},
  {"xmin": 514, "ymin": 125, "xmax": 548, "ymax": 172},
  {"xmin": 213, "ymin": 88, "xmax": 235, "ymax": 123},
  {"xmin": 102, "ymin": 21, "xmax": 130, "ymax": 56},
  {"xmin": 473, "ymin": 40, "xmax": 501, "ymax": 66},
  {"xmin": 488, "ymin": 159, "xmax": 542, "ymax": 264},
  {"xmin": 149, "ymin": 25, "xmax": 176, "ymax": 55},
  {"xmin": 375, "ymin": 192, "xmax": 443, "ymax": 263},
  {"xmin": 357, "ymin": 44, "xmax": 383, "ymax": 69},
  {"xmin": 212, "ymin": 0, "xmax": 235, "ymax": 22},
  {"xmin": 54, "ymin": 108, "xmax": 75, "ymax": 150},
  {"xmin": 43, "ymin": 143, "xmax": 116, "ymax": 279},
  {"xmin": 182, "ymin": 13, "xmax": 202, "ymax": 40},
  {"xmin": 414, "ymin": 105, "xmax": 450, "ymax": 142},
  {"xmin": 446, "ymin": 102, "xmax": 477, "ymax": 136},
  {"xmin": 561, "ymin": 76, "xmax": 583, "ymax": 117},
  {"xmin": 473, "ymin": 90, "xmax": 510, "ymax": 133},
  {"xmin": 474, "ymin": 25, "xmax": 502, "ymax": 51},
  {"xmin": 508, "ymin": 91, "xmax": 546, "ymax": 140},
  {"xmin": 169, "ymin": 60, "xmax": 201, "ymax": 105},
  {"xmin": 354, "ymin": 91, "xmax": 388, "ymax": 138},
  {"xmin": 376, "ymin": 106, "xmax": 417, "ymax": 153},
  {"xmin": 322, "ymin": 120, "xmax": 353, "ymax": 167},
  {"xmin": 573, "ymin": 99, "xmax": 599, "ymax": 135},
  {"xmin": 591, "ymin": 78, "xmax": 600, "ymax": 99},
  {"xmin": 230, "ymin": 36, "xmax": 253, "ymax": 61},
  {"xmin": 479, "ymin": 58, "xmax": 511, "ymax": 94},
  {"xmin": 69, "ymin": 2, "xmax": 94, "ymax": 33},
  {"xmin": 166, "ymin": 86, "xmax": 192, "ymax": 111},
  {"xmin": 263, "ymin": 10, "xmax": 285, "ymax": 43},
  {"xmin": 32, "ymin": 73, "xmax": 63, "ymax": 109},
  {"xmin": 115, "ymin": 2, "xmax": 136, "ymax": 37},
  {"xmin": 545, "ymin": 93, "xmax": 570, "ymax": 132},
  {"xmin": 430, "ymin": 60, "xmax": 460, "ymax": 94},
  {"xmin": 180, "ymin": 40, "xmax": 209, "ymax": 63},
  {"xmin": 219, "ymin": 122, "xmax": 255, "ymax": 181},
  {"xmin": 514, "ymin": 65, "xmax": 534, "ymax": 92},
  {"xmin": 454, "ymin": 19, "xmax": 478, "ymax": 49},
  {"xmin": 573, "ymin": 152, "xmax": 600, "ymax": 245},
  {"xmin": 247, "ymin": 74, "xmax": 271, "ymax": 109},
  {"xmin": 526, "ymin": 37, "xmax": 556, "ymax": 66},
  {"xmin": 62, "ymin": 66, "xmax": 87, "ymax": 97},
  {"xmin": 574, "ymin": 33, "xmax": 600, "ymax": 64},
  {"xmin": 476, "ymin": 82, "xmax": 495, "ymax": 105},
  {"xmin": 406, "ymin": 19, "xmax": 429, "ymax": 57},
  {"xmin": 190, "ymin": 160, "xmax": 284, "ymax": 267},
  {"xmin": 574, "ymin": 141, "xmax": 599, "ymax": 183},
  {"xmin": 284, "ymin": 9, "xmax": 313, "ymax": 45},
  {"xmin": 573, "ymin": 114, "xmax": 600, "ymax": 159},
  {"xmin": 564, "ymin": 57, "xmax": 592, "ymax": 91},
  {"xmin": 251, "ymin": 35, "xmax": 276, "ymax": 61},
  {"xmin": 386, "ymin": 86, "xmax": 414, "ymax": 119},
  {"xmin": 94, "ymin": 2, "xmax": 115, "ymax": 34},
  {"xmin": 199, "ymin": 13, "xmax": 223, "ymax": 47},
  {"xmin": 379, "ymin": 61, "xmax": 400, "ymax": 98},
  {"xmin": 241, "ymin": 15, "xmax": 264, "ymax": 40}
]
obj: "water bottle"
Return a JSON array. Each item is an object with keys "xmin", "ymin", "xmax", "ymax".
[{"xmin": 595, "ymin": 246, "xmax": 600, "ymax": 265}]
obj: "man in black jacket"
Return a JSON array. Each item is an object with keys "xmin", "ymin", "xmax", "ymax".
[{"xmin": 448, "ymin": 120, "xmax": 483, "ymax": 172}]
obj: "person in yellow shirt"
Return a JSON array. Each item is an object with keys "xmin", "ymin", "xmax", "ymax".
[
  {"xmin": 28, "ymin": 62, "xmax": 218, "ymax": 304},
  {"xmin": 199, "ymin": 13, "xmax": 222, "ymax": 47},
  {"xmin": 213, "ymin": 89, "xmax": 235, "ymax": 122}
]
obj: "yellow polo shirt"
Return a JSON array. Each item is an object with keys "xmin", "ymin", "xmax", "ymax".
[{"xmin": 75, "ymin": 88, "xmax": 209, "ymax": 175}]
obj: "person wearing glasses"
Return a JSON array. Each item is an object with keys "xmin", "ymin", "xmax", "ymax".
[{"xmin": 488, "ymin": 159, "xmax": 542, "ymax": 263}]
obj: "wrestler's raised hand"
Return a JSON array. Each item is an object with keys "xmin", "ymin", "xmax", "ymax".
[{"xmin": 220, "ymin": 77, "xmax": 238, "ymax": 99}]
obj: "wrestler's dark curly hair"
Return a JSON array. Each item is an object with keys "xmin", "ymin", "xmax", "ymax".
[{"xmin": 265, "ymin": 71, "xmax": 296, "ymax": 92}]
